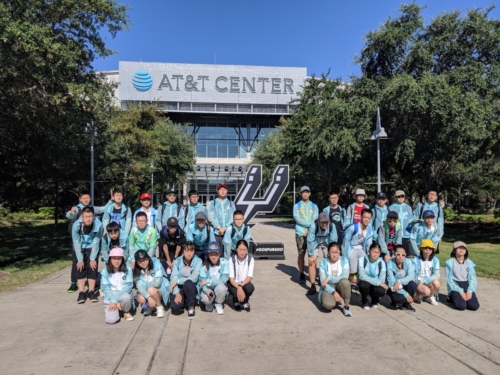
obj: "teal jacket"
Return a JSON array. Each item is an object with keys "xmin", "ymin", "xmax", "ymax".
[
  {"xmin": 322, "ymin": 205, "xmax": 346, "ymax": 229},
  {"xmin": 371, "ymin": 205, "xmax": 388, "ymax": 241},
  {"xmin": 171, "ymin": 255, "xmax": 203, "ymax": 296},
  {"xmin": 318, "ymin": 256, "xmax": 350, "ymax": 304},
  {"xmin": 199, "ymin": 258, "xmax": 230, "ymax": 293},
  {"xmin": 102, "ymin": 201, "xmax": 132, "ymax": 235},
  {"xmin": 100, "ymin": 264, "xmax": 135, "ymax": 308},
  {"xmin": 445, "ymin": 258, "xmax": 478, "ymax": 294},
  {"xmin": 208, "ymin": 198, "xmax": 236, "ymax": 236},
  {"xmin": 409, "ymin": 222, "xmax": 440, "ymax": 257},
  {"xmin": 222, "ymin": 224, "xmax": 252, "ymax": 259},
  {"xmin": 414, "ymin": 202, "xmax": 444, "ymax": 239},
  {"xmin": 293, "ymin": 200, "xmax": 319, "ymax": 236},
  {"xmin": 186, "ymin": 222, "xmax": 216, "ymax": 253},
  {"xmin": 128, "ymin": 225, "xmax": 158, "ymax": 262},
  {"xmin": 132, "ymin": 207, "xmax": 158, "ymax": 230},
  {"xmin": 157, "ymin": 202, "xmax": 186, "ymax": 231},
  {"xmin": 346, "ymin": 203, "xmax": 370, "ymax": 226},
  {"xmin": 342, "ymin": 223, "xmax": 373, "ymax": 259},
  {"xmin": 412, "ymin": 256, "xmax": 440, "ymax": 285},
  {"xmin": 386, "ymin": 258, "xmax": 416, "ymax": 298},
  {"xmin": 377, "ymin": 221, "xmax": 403, "ymax": 256},
  {"xmin": 135, "ymin": 257, "xmax": 170, "ymax": 305},
  {"xmin": 358, "ymin": 256, "xmax": 387, "ymax": 286},
  {"xmin": 101, "ymin": 229, "xmax": 128, "ymax": 263},
  {"xmin": 306, "ymin": 221, "xmax": 338, "ymax": 257},
  {"xmin": 185, "ymin": 203, "xmax": 208, "ymax": 227},
  {"xmin": 388, "ymin": 203, "xmax": 413, "ymax": 239},
  {"xmin": 72, "ymin": 218, "xmax": 103, "ymax": 262}
]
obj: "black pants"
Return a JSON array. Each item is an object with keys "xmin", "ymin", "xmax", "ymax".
[
  {"xmin": 401, "ymin": 238, "xmax": 412, "ymax": 257},
  {"xmin": 70, "ymin": 245, "xmax": 78, "ymax": 283},
  {"xmin": 358, "ymin": 280, "xmax": 386, "ymax": 305},
  {"xmin": 449, "ymin": 281, "xmax": 480, "ymax": 311},
  {"xmin": 387, "ymin": 281, "xmax": 417, "ymax": 305},
  {"xmin": 215, "ymin": 234, "xmax": 223, "ymax": 247},
  {"xmin": 228, "ymin": 282, "xmax": 254, "ymax": 304},
  {"xmin": 75, "ymin": 248, "xmax": 99, "ymax": 280},
  {"xmin": 170, "ymin": 280, "xmax": 197, "ymax": 313}
]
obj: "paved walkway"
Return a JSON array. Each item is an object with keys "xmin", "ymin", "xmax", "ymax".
[{"xmin": 1, "ymin": 218, "xmax": 499, "ymax": 375}]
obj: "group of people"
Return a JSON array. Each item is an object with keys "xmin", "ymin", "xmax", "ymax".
[
  {"xmin": 294, "ymin": 186, "xmax": 480, "ymax": 316},
  {"xmin": 66, "ymin": 183, "xmax": 254, "ymax": 323}
]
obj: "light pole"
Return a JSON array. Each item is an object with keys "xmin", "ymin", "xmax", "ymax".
[
  {"xmin": 150, "ymin": 162, "xmax": 155, "ymax": 206},
  {"xmin": 371, "ymin": 107, "xmax": 388, "ymax": 193}
]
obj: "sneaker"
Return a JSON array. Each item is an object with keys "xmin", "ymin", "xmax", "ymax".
[
  {"xmin": 67, "ymin": 282, "xmax": 78, "ymax": 293},
  {"xmin": 205, "ymin": 304, "xmax": 213, "ymax": 312},
  {"xmin": 143, "ymin": 306, "xmax": 153, "ymax": 316},
  {"xmin": 445, "ymin": 296, "xmax": 452, "ymax": 304},
  {"xmin": 123, "ymin": 312, "xmax": 134, "ymax": 321},
  {"xmin": 156, "ymin": 306, "xmax": 165, "ymax": 318},
  {"xmin": 425, "ymin": 296, "xmax": 439, "ymax": 306},
  {"xmin": 390, "ymin": 302, "xmax": 402, "ymax": 310},
  {"xmin": 402, "ymin": 302, "xmax": 415, "ymax": 312},
  {"xmin": 371, "ymin": 304, "xmax": 378, "ymax": 309},
  {"xmin": 299, "ymin": 273, "xmax": 306, "ymax": 284},
  {"xmin": 306, "ymin": 285, "xmax": 316, "ymax": 296},
  {"xmin": 414, "ymin": 295, "xmax": 422, "ymax": 304},
  {"xmin": 363, "ymin": 303, "xmax": 370, "ymax": 310},
  {"xmin": 343, "ymin": 306, "xmax": 352, "ymax": 317},
  {"xmin": 242, "ymin": 303, "xmax": 251, "ymax": 312},
  {"xmin": 233, "ymin": 302, "xmax": 242, "ymax": 311},
  {"xmin": 188, "ymin": 309, "xmax": 195, "ymax": 320},
  {"xmin": 89, "ymin": 290, "xmax": 99, "ymax": 303},
  {"xmin": 77, "ymin": 291, "xmax": 86, "ymax": 304},
  {"xmin": 215, "ymin": 303, "xmax": 224, "ymax": 315}
]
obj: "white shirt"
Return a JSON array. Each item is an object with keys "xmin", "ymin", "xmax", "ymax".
[
  {"xmin": 229, "ymin": 255, "xmax": 254, "ymax": 284},
  {"xmin": 109, "ymin": 271, "xmax": 125, "ymax": 291},
  {"xmin": 353, "ymin": 228, "xmax": 367, "ymax": 252},
  {"xmin": 141, "ymin": 269, "xmax": 154, "ymax": 283},
  {"xmin": 209, "ymin": 264, "xmax": 221, "ymax": 280},
  {"xmin": 327, "ymin": 259, "xmax": 342, "ymax": 277},
  {"xmin": 418, "ymin": 259, "xmax": 433, "ymax": 281}
]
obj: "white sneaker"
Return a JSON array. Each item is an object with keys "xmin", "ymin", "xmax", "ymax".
[
  {"xmin": 215, "ymin": 303, "xmax": 224, "ymax": 315},
  {"xmin": 156, "ymin": 306, "xmax": 165, "ymax": 318},
  {"xmin": 371, "ymin": 304, "xmax": 378, "ymax": 309},
  {"xmin": 428, "ymin": 296, "xmax": 439, "ymax": 306},
  {"xmin": 363, "ymin": 303, "xmax": 370, "ymax": 310},
  {"xmin": 123, "ymin": 312, "xmax": 134, "ymax": 321}
]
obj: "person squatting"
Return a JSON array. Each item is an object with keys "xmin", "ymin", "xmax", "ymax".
[
  {"xmin": 294, "ymin": 186, "xmax": 480, "ymax": 317},
  {"xmin": 66, "ymin": 184, "xmax": 255, "ymax": 323}
]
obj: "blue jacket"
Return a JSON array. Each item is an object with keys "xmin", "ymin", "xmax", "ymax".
[
  {"xmin": 208, "ymin": 198, "xmax": 236, "ymax": 236},
  {"xmin": 72, "ymin": 218, "xmax": 103, "ymax": 262},
  {"xmin": 318, "ymin": 256, "xmax": 350, "ymax": 304},
  {"xmin": 222, "ymin": 224, "xmax": 252, "ymax": 259},
  {"xmin": 185, "ymin": 203, "xmax": 209, "ymax": 227},
  {"xmin": 101, "ymin": 229, "xmax": 128, "ymax": 263},
  {"xmin": 157, "ymin": 202, "xmax": 186, "ymax": 231},
  {"xmin": 186, "ymin": 222, "xmax": 216, "ymax": 253},
  {"xmin": 414, "ymin": 202, "xmax": 444, "ymax": 239},
  {"xmin": 445, "ymin": 258, "xmax": 477, "ymax": 294},
  {"xmin": 306, "ymin": 221, "xmax": 338, "ymax": 257},
  {"xmin": 412, "ymin": 256, "xmax": 440, "ymax": 285},
  {"xmin": 132, "ymin": 207, "xmax": 158, "ymax": 230},
  {"xmin": 102, "ymin": 201, "xmax": 132, "ymax": 235},
  {"xmin": 358, "ymin": 256, "xmax": 387, "ymax": 286},
  {"xmin": 386, "ymin": 258, "xmax": 416, "ymax": 298},
  {"xmin": 199, "ymin": 258, "xmax": 230, "ymax": 293},
  {"xmin": 409, "ymin": 222, "xmax": 440, "ymax": 257},
  {"xmin": 371, "ymin": 205, "xmax": 388, "ymax": 241},
  {"xmin": 388, "ymin": 203, "xmax": 413, "ymax": 239},
  {"xmin": 293, "ymin": 200, "xmax": 318, "ymax": 236},
  {"xmin": 128, "ymin": 225, "xmax": 158, "ymax": 262},
  {"xmin": 342, "ymin": 223, "xmax": 373, "ymax": 259},
  {"xmin": 100, "ymin": 264, "xmax": 135, "ymax": 308},
  {"xmin": 346, "ymin": 203, "xmax": 370, "ymax": 226},
  {"xmin": 377, "ymin": 221, "xmax": 403, "ymax": 256},
  {"xmin": 322, "ymin": 205, "xmax": 346, "ymax": 229},
  {"xmin": 135, "ymin": 257, "xmax": 170, "ymax": 305},
  {"xmin": 171, "ymin": 255, "xmax": 203, "ymax": 296}
]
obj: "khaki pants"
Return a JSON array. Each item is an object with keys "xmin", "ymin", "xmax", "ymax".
[{"xmin": 321, "ymin": 278, "xmax": 351, "ymax": 310}]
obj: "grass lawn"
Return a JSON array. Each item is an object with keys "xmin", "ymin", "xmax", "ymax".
[{"xmin": 0, "ymin": 219, "xmax": 72, "ymax": 293}]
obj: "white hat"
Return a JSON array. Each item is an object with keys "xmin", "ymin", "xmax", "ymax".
[{"xmin": 353, "ymin": 189, "xmax": 367, "ymax": 198}]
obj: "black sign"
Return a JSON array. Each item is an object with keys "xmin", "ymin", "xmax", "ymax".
[{"xmin": 252, "ymin": 242, "xmax": 285, "ymax": 260}]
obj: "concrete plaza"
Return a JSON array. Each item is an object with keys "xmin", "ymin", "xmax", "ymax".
[{"xmin": 1, "ymin": 218, "xmax": 499, "ymax": 375}]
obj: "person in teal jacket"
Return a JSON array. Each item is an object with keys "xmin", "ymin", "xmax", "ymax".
[
  {"xmin": 102, "ymin": 188, "xmax": 132, "ymax": 235},
  {"xmin": 445, "ymin": 241, "xmax": 479, "ymax": 311},
  {"xmin": 186, "ymin": 211, "xmax": 216, "ymax": 260},
  {"xmin": 389, "ymin": 190, "xmax": 414, "ymax": 256},
  {"xmin": 413, "ymin": 239, "xmax": 440, "ymax": 306},
  {"xmin": 157, "ymin": 187, "xmax": 186, "ymax": 231},
  {"xmin": 133, "ymin": 192, "xmax": 158, "ymax": 229},
  {"xmin": 386, "ymin": 246, "xmax": 417, "ymax": 311},
  {"xmin": 357, "ymin": 243, "xmax": 388, "ymax": 309},
  {"xmin": 371, "ymin": 192, "xmax": 389, "ymax": 242},
  {"xmin": 346, "ymin": 189, "xmax": 370, "ymax": 225},
  {"xmin": 128, "ymin": 212, "xmax": 158, "ymax": 264},
  {"xmin": 222, "ymin": 210, "xmax": 252, "ymax": 259},
  {"xmin": 293, "ymin": 186, "xmax": 319, "ymax": 283},
  {"xmin": 409, "ymin": 210, "xmax": 441, "ymax": 257},
  {"xmin": 414, "ymin": 189, "xmax": 444, "ymax": 244},
  {"xmin": 199, "ymin": 242, "xmax": 229, "ymax": 315},
  {"xmin": 169, "ymin": 242, "xmax": 203, "ymax": 319},
  {"xmin": 322, "ymin": 191, "xmax": 346, "ymax": 242},
  {"xmin": 208, "ymin": 183, "xmax": 236, "ymax": 245},
  {"xmin": 101, "ymin": 222, "xmax": 128, "ymax": 263},
  {"xmin": 100, "ymin": 247, "xmax": 134, "ymax": 324},
  {"xmin": 306, "ymin": 212, "xmax": 338, "ymax": 296},
  {"xmin": 377, "ymin": 211, "xmax": 402, "ymax": 261},
  {"xmin": 318, "ymin": 242, "xmax": 352, "ymax": 317},
  {"xmin": 342, "ymin": 209, "xmax": 373, "ymax": 283},
  {"xmin": 185, "ymin": 190, "xmax": 208, "ymax": 227},
  {"xmin": 134, "ymin": 250, "xmax": 170, "ymax": 318},
  {"xmin": 72, "ymin": 207, "xmax": 103, "ymax": 304}
]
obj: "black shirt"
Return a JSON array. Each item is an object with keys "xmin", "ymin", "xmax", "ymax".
[
  {"xmin": 158, "ymin": 227, "xmax": 186, "ymax": 259},
  {"xmin": 328, "ymin": 206, "xmax": 343, "ymax": 240}
]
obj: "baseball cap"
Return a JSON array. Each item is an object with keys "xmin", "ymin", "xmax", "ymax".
[
  {"xmin": 134, "ymin": 249, "xmax": 150, "ymax": 261},
  {"xmin": 387, "ymin": 211, "xmax": 399, "ymax": 220},
  {"xmin": 376, "ymin": 192, "xmax": 387, "ymax": 199},
  {"xmin": 167, "ymin": 217, "xmax": 179, "ymax": 227},
  {"xmin": 420, "ymin": 239, "xmax": 436, "ymax": 249},
  {"xmin": 395, "ymin": 190, "xmax": 405, "ymax": 197},
  {"xmin": 353, "ymin": 188, "xmax": 367, "ymax": 198},
  {"xmin": 207, "ymin": 242, "xmax": 221, "ymax": 254},
  {"xmin": 318, "ymin": 212, "xmax": 329, "ymax": 222},
  {"xmin": 166, "ymin": 188, "xmax": 176, "ymax": 195},
  {"xmin": 109, "ymin": 247, "xmax": 124, "ymax": 257},
  {"xmin": 300, "ymin": 186, "xmax": 310, "ymax": 193},
  {"xmin": 195, "ymin": 211, "xmax": 207, "ymax": 220},
  {"xmin": 453, "ymin": 241, "xmax": 467, "ymax": 250},
  {"xmin": 140, "ymin": 192, "xmax": 152, "ymax": 200},
  {"xmin": 217, "ymin": 183, "xmax": 228, "ymax": 191},
  {"xmin": 423, "ymin": 210, "xmax": 435, "ymax": 218}
]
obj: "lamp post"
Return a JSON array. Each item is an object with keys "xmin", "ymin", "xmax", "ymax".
[
  {"xmin": 150, "ymin": 162, "xmax": 155, "ymax": 206},
  {"xmin": 370, "ymin": 107, "xmax": 388, "ymax": 193}
]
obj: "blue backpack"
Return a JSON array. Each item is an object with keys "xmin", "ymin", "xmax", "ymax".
[{"xmin": 341, "ymin": 222, "xmax": 359, "ymax": 242}]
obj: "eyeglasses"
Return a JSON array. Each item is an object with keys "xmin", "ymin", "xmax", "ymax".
[
  {"xmin": 395, "ymin": 253, "xmax": 406, "ymax": 257},
  {"xmin": 388, "ymin": 219, "xmax": 397, "ymax": 223},
  {"xmin": 396, "ymin": 195, "xmax": 405, "ymax": 198},
  {"xmin": 136, "ymin": 219, "xmax": 147, "ymax": 223},
  {"xmin": 107, "ymin": 229, "xmax": 119, "ymax": 233}
]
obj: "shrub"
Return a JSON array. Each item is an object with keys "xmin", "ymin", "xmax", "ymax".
[
  {"xmin": 443, "ymin": 208, "xmax": 456, "ymax": 221},
  {"xmin": 494, "ymin": 208, "xmax": 500, "ymax": 219},
  {"xmin": 0, "ymin": 206, "xmax": 7, "ymax": 217}
]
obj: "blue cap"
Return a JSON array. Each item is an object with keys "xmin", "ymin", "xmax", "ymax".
[
  {"xmin": 423, "ymin": 210, "xmax": 435, "ymax": 218},
  {"xmin": 207, "ymin": 242, "xmax": 221, "ymax": 254}
]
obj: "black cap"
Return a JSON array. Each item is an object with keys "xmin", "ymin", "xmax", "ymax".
[
  {"xmin": 377, "ymin": 192, "xmax": 387, "ymax": 199},
  {"xmin": 134, "ymin": 249, "xmax": 150, "ymax": 261},
  {"xmin": 166, "ymin": 188, "xmax": 176, "ymax": 195},
  {"xmin": 167, "ymin": 217, "xmax": 179, "ymax": 226},
  {"xmin": 195, "ymin": 211, "xmax": 207, "ymax": 220},
  {"xmin": 387, "ymin": 211, "xmax": 399, "ymax": 220}
]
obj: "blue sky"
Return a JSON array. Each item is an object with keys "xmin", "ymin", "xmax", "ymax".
[{"xmin": 94, "ymin": 0, "xmax": 500, "ymax": 78}]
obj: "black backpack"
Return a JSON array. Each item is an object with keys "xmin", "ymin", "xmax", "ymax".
[
  {"xmin": 231, "ymin": 253, "xmax": 253, "ymax": 277},
  {"xmin": 363, "ymin": 257, "xmax": 383, "ymax": 275},
  {"xmin": 231, "ymin": 224, "xmax": 248, "ymax": 239}
]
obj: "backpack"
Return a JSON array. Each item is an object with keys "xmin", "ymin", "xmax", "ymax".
[
  {"xmin": 231, "ymin": 224, "xmax": 248, "ymax": 239},
  {"xmin": 341, "ymin": 222, "xmax": 359, "ymax": 242},
  {"xmin": 363, "ymin": 257, "xmax": 383, "ymax": 275},
  {"xmin": 383, "ymin": 220, "xmax": 401, "ymax": 234},
  {"xmin": 405, "ymin": 218, "xmax": 424, "ymax": 234},
  {"xmin": 67, "ymin": 206, "xmax": 82, "ymax": 234},
  {"xmin": 162, "ymin": 226, "xmax": 181, "ymax": 240},
  {"xmin": 231, "ymin": 253, "xmax": 253, "ymax": 278}
]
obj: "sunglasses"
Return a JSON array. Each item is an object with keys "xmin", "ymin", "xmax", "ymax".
[
  {"xmin": 396, "ymin": 195, "xmax": 405, "ymax": 198},
  {"xmin": 107, "ymin": 229, "xmax": 119, "ymax": 234},
  {"xmin": 395, "ymin": 253, "xmax": 406, "ymax": 257},
  {"xmin": 167, "ymin": 193, "xmax": 176, "ymax": 197}
]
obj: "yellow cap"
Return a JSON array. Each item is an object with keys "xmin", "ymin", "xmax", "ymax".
[{"xmin": 420, "ymin": 239, "xmax": 436, "ymax": 250}]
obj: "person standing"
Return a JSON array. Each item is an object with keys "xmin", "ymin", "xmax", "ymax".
[
  {"xmin": 293, "ymin": 186, "xmax": 319, "ymax": 284},
  {"xmin": 102, "ymin": 188, "xmax": 132, "ymax": 235},
  {"xmin": 409, "ymin": 210, "xmax": 441, "ymax": 257},
  {"xmin": 346, "ymin": 189, "xmax": 370, "ymax": 225},
  {"xmin": 128, "ymin": 212, "xmax": 158, "ymax": 265},
  {"xmin": 414, "ymin": 189, "xmax": 444, "ymax": 249},
  {"xmin": 222, "ymin": 210, "xmax": 252, "ymax": 260},
  {"xmin": 386, "ymin": 246, "xmax": 417, "ymax": 311},
  {"xmin": 389, "ymin": 190, "xmax": 413, "ymax": 257},
  {"xmin": 322, "ymin": 191, "xmax": 346, "ymax": 242},
  {"xmin": 133, "ymin": 192, "xmax": 158, "ymax": 229},
  {"xmin": 208, "ymin": 183, "xmax": 236, "ymax": 247},
  {"xmin": 185, "ymin": 190, "xmax": 208, "ymax": 227},
  {"xmin": 157, "ymin": 187, "xmax": 186, "ymax": 231},
  {"xmin": 371, "ymin": 192, "xmax": 389, "ymax": 243}
]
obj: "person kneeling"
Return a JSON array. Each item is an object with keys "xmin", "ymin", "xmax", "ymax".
[
  {"xmin": 386, "ymin": 245, "xmax": 417, "ymax": 311},
  {"xmin": 134, "ymin": 250, "xmax": 170, "ymax": 318},
  {"xmin": 318, "ymin": 242, "xmax": 352, "ymax": 317},
  {"xmin": 101, "ymin": 248, "xmax": 134, "ymax": 324},
  {"xmin": 358, "ymin": 243, "xmax": 388, "ymax": 310},
  {"xmin": 199, "ymin": 242, "xmax": 229, "ymax": 315},
  {"xmin": 413, "ymin": 239, "xmax": 440, "ymax": 306},
  {"xmin": 228, "ymin": 240, "xmax": 254, "ymax": 312}
]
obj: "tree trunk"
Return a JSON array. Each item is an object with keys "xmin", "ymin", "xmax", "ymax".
[{"xmin": 54, "ymin": 181, "xmax": 59, "ymax": 227}]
